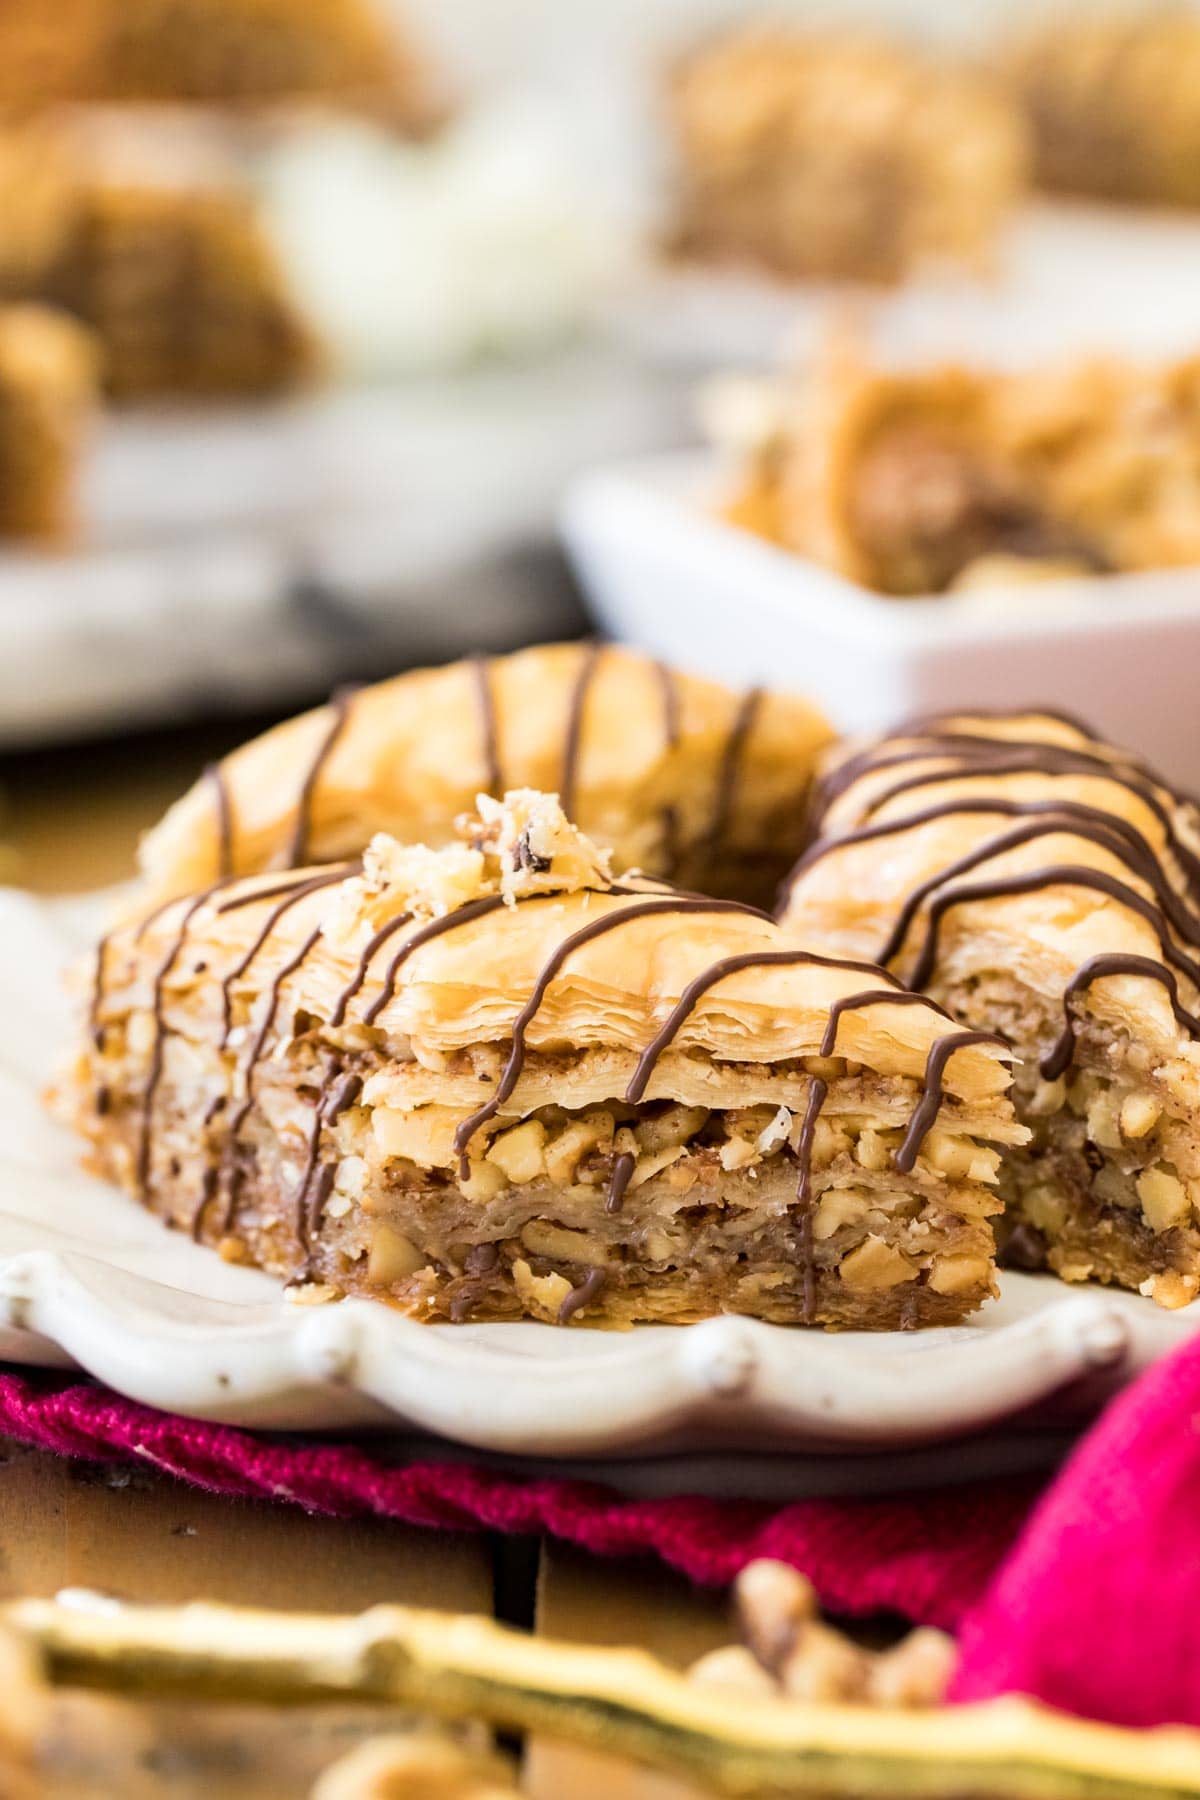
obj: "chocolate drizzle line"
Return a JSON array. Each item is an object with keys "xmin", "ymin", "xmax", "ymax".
[
  {"xmin": 206, "ymin": 762, "xmax": 234, "ymax": 878},
  {"xmin": 451, "ymin": 897, "xmax": 768, "ymax": 1174},
  {"xmin": 558, "ymin": 1266, "xmax": 606, "ymax": 1325},
  {"xmin": 218, "ymin": 869, "xmax": 353, "ymax": 1046},
  {"xmin": 906, "ymin": 866, "xmax": 1200, "ymax": 996},
  {"xmin": 89, "ymin": 934, "xmax": 112, "ymax": 1050},
  {"xmin": 625, "ymin": 949, "xmax": 910, "ymax": 1105},
  {"xmin": 134, "ymin": 878, "xmax": 241, "ymax": 1197},
  {"xmin": 284, "ymin": 687, "xmax": 355, "ymax": 868},
  {"xmin": 781, "ymin": 796, "xmax": 1198, "ymax": 913},
  {"xmin": 827, "ymin": 741, "xmax": 1200, "ymax": 898},
  {"xmin": 560, "ymin": 642, "xmax": 602, "ymax": 820},
  {"xmin": 215, "ymin": 923, "xmax": 326, "ymax": 1231},
  {"xmin": 877, "ymin": 818, "xmax": 1200, "ymax": 970},
  {"xmin": 605, "ymin": 1151, "xmax": 636, "ymax": 1215},
  {"xmin": 654, "ymin": 658, "xmax": 683, "ymax": 874},
  {"xmin": 786, "ymin": 716, "xmax": 1200, "ymax": 1081},
  {"xmin": 216, "ymin": 864, "xmax": 358, "ymax": 916},
  {"xmin": 469, "ymin": 654, "xmax": 503, "ymax": 796},
  {"xmin": 792, "ymin": 1077, "xmax": 826, "ymax": 1324},
  {"xmin": 894, "ymin": 1033, "xmax": 1006, "ymax": 1173},
  {"xmin": 1041, "ymin": 955, "xmax": 1200, "ymax": 1083},
  {"xmin": 707, "ymin": 687, "xmax": 762, "ymax": 851}
]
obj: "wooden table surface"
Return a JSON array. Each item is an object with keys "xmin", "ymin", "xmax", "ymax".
[{"xmin": 0, "ymin": 719, "xmax": 735, "ymax": 1798}]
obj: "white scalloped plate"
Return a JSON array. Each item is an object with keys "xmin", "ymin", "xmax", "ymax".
[{"xmin": 1, "ymin": 885, "xmax": 1195, "ymax": 1462}]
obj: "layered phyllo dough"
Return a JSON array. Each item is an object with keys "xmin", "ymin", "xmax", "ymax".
[
  {"xmin": 67, "ymin": 792, "xmax": 1022, "ymax": 1329},
  {"xmin": 136, "ymin": 643, "xmax": 834, "ymax": 911},
  {"xmin": 780, "ymin": 710, "xmax": 1200, "ymax": 1307}
]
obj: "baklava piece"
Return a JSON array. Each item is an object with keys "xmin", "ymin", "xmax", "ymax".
[
  {"xmin": 136, "ymin": 642, "xmax": 835, "ymax": 910},
  {"xmin": 1007, "ymin": 9, "xmax": 1200, "ymax": 208},
  {"xmin": 68, "ymin": 792, "xmax": 1021, "ymax": 1329},
  {"xmin": 0, "ymin": 304, "xmax": 97, "ymax": 540},
  {"xmin": 0, "ymin": 0, "xmax": 430, "ymax": 122},
  {"xmin": 666, "ymin": 29, "xmax": 1026, "ymax": 284},
  {"xmin": 726, "ymin": 344, "xmax": 1200, "ymax": 593},
  {"xmin": 0, "ymin": 111, "xmax": 319, "ymax": 400},
  {"xmin": 780, "ymin": 710, "xmax": 1200, "ymax": 1307}
]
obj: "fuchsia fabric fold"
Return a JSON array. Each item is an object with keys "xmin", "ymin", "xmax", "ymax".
[
  {"xmin": 4, "ymin": 1337, "xmax": 1200, "ymax": 1727},
  {"xmin": 0, "ymin": 1366, "xmax": 1030, "ymax": 1628},
  {"xmin": 951, "ymin": 1332, "xmax": 1200, "ymax": 1727}
]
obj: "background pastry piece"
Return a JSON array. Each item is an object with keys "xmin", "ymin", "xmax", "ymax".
[
  {"xmin": 726, "ymin": 343, "xmax": 1200, "ymax": 595},
  {"xmin": 136, "ymin": 642, "xmax": 835, "ymax": 910},
  {"xmin": 70, "ymin": 793, "xmax": 1021, "ymax": 1331},
  {"xmin": 665, "ymin": 28, "xmax": 1027, "ymax": 285},
  {"xmin": 0, "ymin": 0, "xmax": 429, "ymax": 122},
  {"xmin": 779, "ymin": 709, "xmax": 1200, "ymax": 1308},
  {"xmin": 0, "ymin": 304, "xmax": 98, "ymax": 541},
  {"xmin": 0, "ymin": 109, "xmax": 321, "ymax": 400},
  {"xmin": 1006, "ymin": 8, "xmax": 1200, "ymax": 209}
]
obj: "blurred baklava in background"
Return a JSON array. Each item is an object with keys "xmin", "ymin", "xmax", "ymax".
[{"xmin": 664, "ymin": 27, "xmax": 1028, "ymax": 285}]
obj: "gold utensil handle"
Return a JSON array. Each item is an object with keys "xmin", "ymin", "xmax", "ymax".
[{"xmin": 5, "ymin": 1590, "xmax": 1200, "ymax": 1800}]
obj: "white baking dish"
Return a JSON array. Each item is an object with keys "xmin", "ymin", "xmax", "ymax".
[{"xmin": 561, "ymin": 448, "xmax": 1200, "ymax": 790}]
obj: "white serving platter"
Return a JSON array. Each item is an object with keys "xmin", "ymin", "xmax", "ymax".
[
  {"xmin": 561, "ymin": 447, "xmax": 1200, "ymax": 793},
  {"xmin": 0, "ymin": 884, "xmax": 1195, "ymax": 1471}
]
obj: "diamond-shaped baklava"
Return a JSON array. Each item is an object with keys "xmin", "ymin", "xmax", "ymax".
[
  {"xmin": 136, "ymin": 643, "xmax": 834, "ymax": 911},
  {"xmin": 68, "ymin": 792, "xmax": 1022, "ymax": 1329},
  {"xmin": 780, "ymin": 710, "xmax": 1200, "ymax": 1307}
]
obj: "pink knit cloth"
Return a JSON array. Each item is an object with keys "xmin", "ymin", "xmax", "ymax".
[
  {"xmin": 6, "ymin": 1336, "xmax": 1200, "ymax": 1727},
  {"xmin": 0, "ymin": 1367, "xmax": 1029, "ymax": 1629}
]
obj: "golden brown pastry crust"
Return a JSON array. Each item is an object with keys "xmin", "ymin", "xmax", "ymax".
[
  {"xmin": 0, "ymin": 110, "xmax": 319, "ymax": 399},
  {"xmin": 780, "ymin": 709, "xmax": 1200, "ymax": 1305},
  {"xmin": 136, "ymin": 643, "xmax": 835, "ymax": 909},
  {"xmin": 0, "ymin": 303, "xmax": 97, "ymax": 540},
  {"xmin": 0, "ymin": 0, "xmax": 431, "ymax": 122},
  {"xmin": 1007, "ymin": 9, "xmax": 1200, "ymax": 208},
  {"xmin": 728, "ymin": 346, "xmax": 1200, "ymax": 594},
  {"xmin": 69, "ymin": 796, "xmax": 1019, "ymax": 1330},
  {"xmin": 667, "ymin": 29, "xmax": 1026, "ymax": 284}
]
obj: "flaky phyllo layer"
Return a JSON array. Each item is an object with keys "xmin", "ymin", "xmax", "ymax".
[
  {"xmin": 780, "ymin": 710, "xmax": 1200, "ymax": 1307},
  {"xmin": 66, "ymin": 792, "xmax": 1022, "ymax": 1330},
  {"xmin": 135, "ymin": 643, "xmax": 832, "ymax": 912}
]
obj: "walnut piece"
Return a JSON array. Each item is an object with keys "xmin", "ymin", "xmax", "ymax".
[{"xmin": 717, "ymin": 1559, "xmax": 955, "ymax": 1709}]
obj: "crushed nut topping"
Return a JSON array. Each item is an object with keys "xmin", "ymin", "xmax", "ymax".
[{"xmin": 326, "ymin": 790, "xmax": 616, "ymax": 943}]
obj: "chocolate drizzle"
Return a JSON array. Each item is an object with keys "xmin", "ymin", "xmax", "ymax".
[
  {"xmin": 284, "ymin": 687, "xmax": 355, "ymax": 868},
  {"xmin": 877, "ymin": 819, "xmax": 1200, "ymax": 970},
  {"xmin": 625, "ymin": 948, "xmax": 908, "ymax": 1105},
  {"xmin": 560, "ymin": 642, "xmax": 601, "ymax": 820},
  {"xmin": 819, "ymin": 735, "xmax": 1200, "ymax": 898},
  {"xmin": 906, "ymin": 866, "xmax": 1200, "ymax": 995},
  {"xmin": 707, "ymin": 687, "xmax": 762, "ymax": 851},
  {"xmin": 605, "ymin": 1150, "xmax": 636, "ymax": 1215},
  {"xmin": 781, "ymin": 795, "xmax": 1198, "ymax": 911},
  {"xmin": 654, "ymin": 659, "xmax": 683, "ymax": 874},
  {"xmin": 792, "ymin": 1077, "xmax": 826, "ymax": 1323},
  {"xmin": 1041, "ymin": 954, "xmax": 1200, "ymax": 1082},
  {"xmin": 786, "ymin": 715, "xmax": 1200, "ymax": 1079},
  {"xmin": 557, "ymin": 1266, "xmax": 606, "ymax": 1325},
  {"xmin": 135, "ymin": 878, "xmax": 241, "ymax": 1197},
  {"xmin": 206, "ymin": 762, "xmax": 234, "ymax": 877},
  {"xmin": 216, "ymin": 864, "xmax": 358, "ymax": 916},
  {"xmin": 452, "ymin": 896, "xmax": 764, "ymax": 1172},
  {"xmin": 219, "ymin": 868, "xmax": 353, "ymax": 1046},
  {"xmin": 894, "ymin": 1032, "xmax": 1005, "ymax": 1173},
  {"xmin": 470, "ymin": 654, "xmax": 502, "ymax": 796},
  {"xmin": 215, "ymin": 923, "xmax": 326, "ymax": 1231}
]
